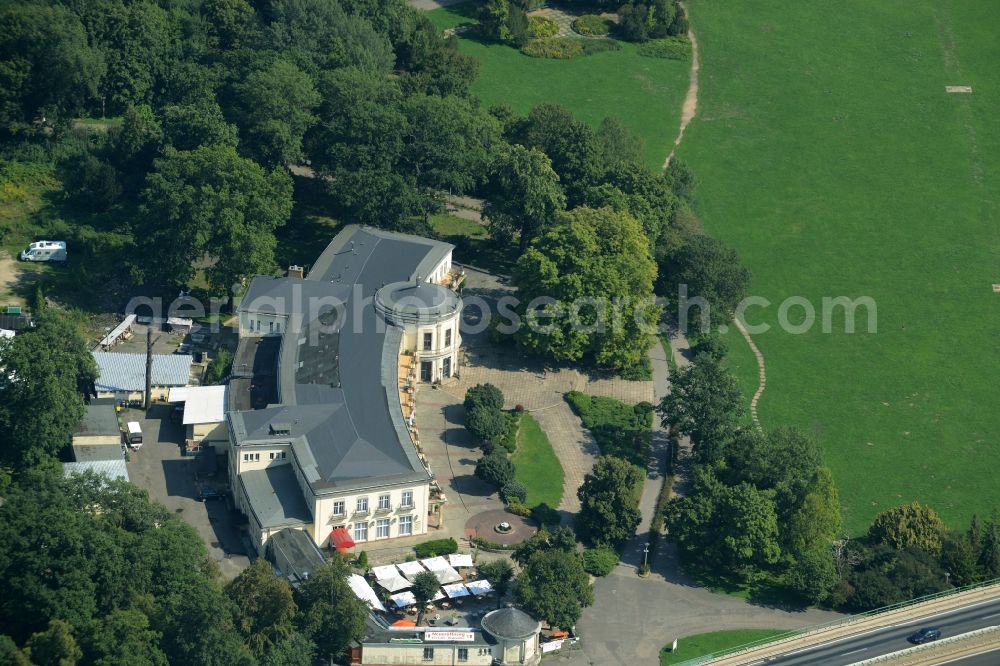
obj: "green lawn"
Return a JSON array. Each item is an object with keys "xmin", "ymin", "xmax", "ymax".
[
  {"xmin": 426, "ymin": 2, "xmax": 690, "ymax": 170},
  {"xmin": 680, "ymin": 0, "xmax": 1000, "ymax": 533},
  {"xmin": 511, "ymin": 413, "xmax": 564, "ymax": 509},
  {"xmin": 660, "ymin": 629, "xmax": 788, "ymax": 665}
]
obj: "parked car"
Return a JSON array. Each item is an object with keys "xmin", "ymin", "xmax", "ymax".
[
  {"xmin": 198, "ymin": 487, "xmax": 224, "ymax": 501},
  {"xmin": 907, "ymin": 627, "xmax": 941, "ymax": 644},
  {"xmin": 175, "ymin": 343, "xmax": 191, "ymax": 354}
]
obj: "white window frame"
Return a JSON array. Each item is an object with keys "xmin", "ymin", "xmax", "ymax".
[
  {"xmin": 401, "ymin": 490, "xmax": 414, "ymax": 508},
  {"xmin": 356, "ymin": 496, "xmax": 369, "ymax": 513},
  {"xmin": 378, "ymin": 493, "xmax": 391, "ymax": 511},
  {"xmin": 353, "ymin": 522, "xmax": 368, "ymax": 542},
  {"xmin": 399, "ymin": 515, "xmax": 413, "ymax": 536},
  {"xmin": 376, "ymin": 518, "xmax": 390, "ymax": 538},
  {"xmin": 332, "ymin": 500, "xmax": 345, "ymax": 517}
]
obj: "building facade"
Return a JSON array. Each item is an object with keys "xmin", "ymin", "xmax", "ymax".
[{"xmin": 227, "ymin": 226, "xmax": 462, "ymax": 553}]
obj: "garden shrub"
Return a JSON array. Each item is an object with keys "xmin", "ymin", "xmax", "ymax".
[
  {"xmin": 531, "ymin": 503, "xmax": 561, "ymax": 527},
  {"xmin": 495, "ymin": 412, "xmax": 520, "ymax": 453},
  {"xmin": 527, "ymin": 15, "xmax": 559, "ymax": 40},
  {"xmin": 573, "ymin": 14, "xmax": 612, "ymax": 36},
  {"xmin": 502, "ymin": 480, "xmax": 528, "ymax": 504},
  {"xmin": 476, "ymin": 450, "xmax": 516, "ymax": 488},
  {"xmin": 638, "ymin": 36, "xmax": 692, "ymax": 60},
  {"xmin": 468, "ymin": 405, "xmax": 510, "ymax": 444},
  {"xmin": 414, "ymin": 538, "xmax": 459, "ymax": 558},
  {"xmin": 465, "ymin": 383, "xmax": 505, "ymax": 413},
  {"xmin": 520, "ymin": 38, "xmax": 584, "ymax": 59},
  {"xmin": 356, "ymin": 550, "xmax": 369, "ymax": 570},
  {"xmin": 583, "ymin": 547, "xmax": 619, "ymax": 576},
  {"xmin": 506, "ymin": 499, "xmax": 533, "ymax": 517}
]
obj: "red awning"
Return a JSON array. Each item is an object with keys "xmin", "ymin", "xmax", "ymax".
[{"xmin": 330, "ymin": 527, "xmax": 355, "ymax": 550}]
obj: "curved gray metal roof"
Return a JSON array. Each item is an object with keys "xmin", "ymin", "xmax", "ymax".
[
  {"xmin": 481, "ymin": 607, "xmax": 541, "ymax": 640},
  {"xmin": 232, "ymin": 226, "xmax": 455, "ymax": 493}
]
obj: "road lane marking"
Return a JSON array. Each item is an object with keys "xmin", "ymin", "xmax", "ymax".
[{"xmin": 842, "ymin": 647, "xmax": 868, "ymax": 655}]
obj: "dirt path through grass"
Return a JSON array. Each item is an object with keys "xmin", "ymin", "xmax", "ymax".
[
  {"xmin": 664, "ymin": 3, "xmax": 768, "ymax": 421},
  {"xmin": 664, "ymin": 2, "xmax": 700, "ymax": 168}
]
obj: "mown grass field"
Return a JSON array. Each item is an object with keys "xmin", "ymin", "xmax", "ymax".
[
  {"xmin": 659, "ymin": 629, "xmax": 786, "ymax": 665},
  {"xmin": 680, "ymin": 0, "xmax": 1000, "ymax": 533},
  {"xmin": 512, "ymin": 413, "xmax": 564, "ymax": 509},
  {"xmin": 427, "ymin": 2, "xmax": 690, "ymax": 170}
]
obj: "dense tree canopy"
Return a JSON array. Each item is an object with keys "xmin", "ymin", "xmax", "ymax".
[
  {"xmin": 295, "ymin": 558, "xmax": 367, "ymax": 662},
  {"xmin": 0, "ymin": 313, "xmax": 97, "ymax": 468},
  {"xmin": 483, "ymin": 143, "xmax": 566, "ymax": 250},
  {"xmin": 513, "ymin": 206, "xmax": 659, "ymax": 371},
  {"xmin": 575, "ymin": 456, "xmax": 644, "ymax": 548},
  {"xmin": 515, "ymin": 549, "xmax": 593, "ymax": 629},
  {"xmin": 0, "ymin": 4, "xmax": 105, "ymax": 134},
  {"xmin": 0, "ymin": 469, "xmax": 253, "ymax": 662},
  {"xmin": 136, "ymin": 144, "xmax": 293, "ymax": 294},
  {"xmin": 658, "ymin": 352, "xmax": 744, "ymax": 464}
]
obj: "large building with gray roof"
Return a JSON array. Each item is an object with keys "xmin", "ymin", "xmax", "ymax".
[{"xmin": 227, "ymin": 226, "xmax": 463, "ymax": 553}]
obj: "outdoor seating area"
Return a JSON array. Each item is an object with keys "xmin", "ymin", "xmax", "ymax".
[{"xmin": 362, "ymin": 554, "xmax": 498, "ymax": 628}]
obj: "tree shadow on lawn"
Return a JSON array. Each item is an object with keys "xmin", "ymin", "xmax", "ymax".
[
  {"xmin": 687, "ymin": 562, "xmax": 810, "ymax": 612},
  {"xmin": 275, "ymin": 175, "xmax": 346, "ymax": 269}
]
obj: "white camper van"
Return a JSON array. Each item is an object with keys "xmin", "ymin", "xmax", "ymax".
[
  {"xmin": 126, "ymin": 421, "xmax": 143, "ymax": 448},
  {"xmin": 20, "ymin": 240, "xmax": 67, "ymax": 262}
]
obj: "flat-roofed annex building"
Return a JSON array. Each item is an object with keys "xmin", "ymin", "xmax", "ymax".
[{"xmin": 228, "ymin": 226, "xmax": 462, "ymax": 553}]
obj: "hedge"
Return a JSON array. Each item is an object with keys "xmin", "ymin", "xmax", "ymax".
[{"xmin": 413, "ymin": 538, "xmax": 458, "ymax": 558}]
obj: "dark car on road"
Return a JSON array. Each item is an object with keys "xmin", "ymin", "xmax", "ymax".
[
  {"xmin": 907, "ymin": 627, "xmax": 941, "ymax": 644},
  {"xmin": 198, "ymin": 487, "xmax": 224, "ymax": 501}
]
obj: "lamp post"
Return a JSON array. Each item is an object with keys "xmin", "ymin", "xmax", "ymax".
[
  {"xmin": 945, "ymin": 571, "xmax": 951, "ymax": 587},
  {"xmin": 643, "ymin": 543, "xmax": 650, "ymax": 568}
]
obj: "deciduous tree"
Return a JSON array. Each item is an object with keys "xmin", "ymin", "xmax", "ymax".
[
  {"xmin": 478, "ymin": 559, "xmax": 515, "ymax": 608},
  {"xmin": 295, "ymin": 558, "xmax": 366, "ymax": 662},
  {"xmin": 483, "ymin": 144, "xmax": 565, "ymax": 251},
  {"xmin": 515, "ymin": 550, "xmax": 593, "ymax": 630},
  {"xmin": 869, "ymin": 502, "xmax": 946, "ymax": 556},
  {"xmin": 575, "ymin": 456, "xmax": 643, "ymax": 548},
  {"xmin": 231, "ymin": 59, "xmax": 319, "ymax": 166},
  {"xmin": 137, "ymin": 144, "xmax": 293, "ymax": 297},
  {"xmin": 658, "ymin": 353, "xmax": 744, "ymax": 464},
  {"xmin": 0, "ymin": 313, "xmax": 97, "ymax": 467},
  {"xmin": 226, "ymin": 559, "xmax": 298, "ymax": 659},
  {"xmin": 513, "ymin": 207, "xmax": 659, "ymax": 371}
]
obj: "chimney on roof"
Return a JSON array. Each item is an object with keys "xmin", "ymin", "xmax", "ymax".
[{"xmin": 286, "ymin": 265, "xmax": 304, "ymax": 279}]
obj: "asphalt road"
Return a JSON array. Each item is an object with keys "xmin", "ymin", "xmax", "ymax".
[
  {"xmin": 751, "ymin": 599, "xmax": 1000, "ymax": 665},
  {"xmin": 937, "ymin": 647, "xmax": 1000, "ymax": 665}
]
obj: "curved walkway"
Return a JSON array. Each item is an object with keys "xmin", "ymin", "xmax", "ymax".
[{"xmin": 735, "ymin": 317, "xmax": 766, "ymax": 428}]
